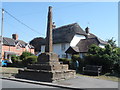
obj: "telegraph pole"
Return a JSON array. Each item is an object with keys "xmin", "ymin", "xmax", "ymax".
[{"xmin": 0, "ymin": 8, "xmax": 4, "ymax": 65}]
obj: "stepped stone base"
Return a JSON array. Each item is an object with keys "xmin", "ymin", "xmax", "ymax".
[
  {"xmin": 16, "ymin": 52, "xmax": 76, "ymax": 82},
  {"xmin": 16, "ymin": 69, "xmax": 75, "ymax": 82}
]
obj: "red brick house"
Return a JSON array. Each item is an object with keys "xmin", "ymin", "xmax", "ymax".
[{"xmin": 1, "ymin": 34, "xmax": 34, "ymax": 62}]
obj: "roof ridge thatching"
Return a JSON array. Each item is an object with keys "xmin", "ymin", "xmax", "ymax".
[{"xmin": 54, "ymin": 23, "xmax": 78, "ymax": 30}]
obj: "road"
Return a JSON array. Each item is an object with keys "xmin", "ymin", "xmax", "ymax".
[
  {"xmin": 55, "ymin": 76, "xmax": 118, "ymax": 88},
  {"xmin": 1, "ymin": 79, "xmax": 70, "ymax": 89}
]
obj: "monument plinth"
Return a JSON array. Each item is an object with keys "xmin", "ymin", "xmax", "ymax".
[{"xmin": 16, "ymin": 6, "xmax": 76, "ymax": 82}]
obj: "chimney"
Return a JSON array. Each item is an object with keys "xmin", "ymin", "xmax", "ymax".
[
  {"xmin": 85, "ymin": 27, "xmax": 89, "ymax": 34},
  {"xmin": 12, "ymin": 34, "xmax": 18, "ymax": 40},
  {"xmin": 52, "ymin": 22, "xmax": 56, "ymax": 29}
]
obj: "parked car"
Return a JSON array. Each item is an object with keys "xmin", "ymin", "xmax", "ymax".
[{"xmin": 1, "ymin": 60, "xmax": 12, "ymax": 67}]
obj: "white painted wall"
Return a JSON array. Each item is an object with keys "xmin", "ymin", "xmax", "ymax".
[
  {"xmin": 99, "ymin": 44, "xmax": 105, "ymax": 48},
  {"xmin": 40, "ymin": 43, "xmax": 70, "ymax": 58},
  {"xmin": 39, "ymin": 34, "xmax": 86, "ymax": 58},
  {"xmin": 70, "ymin": 34, "xmax": 85, "ymax": 47}
]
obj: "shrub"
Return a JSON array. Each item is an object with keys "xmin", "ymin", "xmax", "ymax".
[
  {"xmin": 22, "ymin": 56, "xmax": 38, "ymax": 66},
  {"xmin": 71, "ymin": 54, "xmax": 85, "ymax": 72},
  {"xmin": 84, "ymin": 44, "xmax": 120, "ymax": 74},
  {"xmin": 11, "ymin": 55, "xmax": 23, "ymax": 67},
  {"xmin": 20, "ymin": 51, "xmax": 34, "ymax": 60},
  {"xmin": 59, "ymin": 58, "xmax": 71, "ymax": 68},
  {"xmin": 71, "ymin": 54, "xmax": 80, "ymax": 62},
  {"xmin": 59, "ymin": 58, "xmax": 71, "ymax": 64},
  {"xmin": 11, "ymin": 55, "xmax": 20, "ymax": 63}
]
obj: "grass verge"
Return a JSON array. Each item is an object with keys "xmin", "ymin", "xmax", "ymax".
[{"xmin": 0, "ymin": 67, "xmax": 20, "ymax": 78}]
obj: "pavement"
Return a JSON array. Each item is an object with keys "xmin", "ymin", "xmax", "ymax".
[
  {"xmin": 55, "ymin": 75, "xmax": 118, "ymax": 88},
  {"xmin": 1, "ymin": 75, "xmax": 119, "ymax": 90}
]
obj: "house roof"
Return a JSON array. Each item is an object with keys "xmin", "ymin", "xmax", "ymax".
[
  {"xmin": 2, "ymin": 37, "xmax": 34, "ymax": 49},
  {"xmin": 66, "ymin": 38, "xmax": 108, "ymax": 53},
  {"xmin": 3, "ymin": 37, "xmax": 16, "ymax": 46},
  {"xmin": 87, "ymin": 33, "xmax": 97, "ymax": 38},
  {"xmin": 65, "ymin": 46, "xmax": 79, "ymax": 54},
  {"xmin": 76, "ymin": 38, "xmax": 100, "ymax": 53},
  {"xmin": 41, "ymin": 23, "xmax": 87, "ymax": 45}
]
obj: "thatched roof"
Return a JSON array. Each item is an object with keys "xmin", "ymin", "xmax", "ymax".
[
  {"xmin": 66, "ymin": 38, "xmax": 108, "ymax": 53},
  {"xmin": 41, "ymin": 23, "xmax": 87, "ymax": 45}
]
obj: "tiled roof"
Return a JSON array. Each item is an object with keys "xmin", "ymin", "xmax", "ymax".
[
  {"xmin": 2, "ymin": 37, "xmax": 34, "ymax": 49},
  {"xmin": 3, "ymin": 37, "xmax": 15, "ymax": 46}
]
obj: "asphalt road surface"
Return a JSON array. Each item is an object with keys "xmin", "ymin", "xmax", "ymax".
[{"xmin": 1, "ymin": 79, "xmax": 71, "ymax": 90}]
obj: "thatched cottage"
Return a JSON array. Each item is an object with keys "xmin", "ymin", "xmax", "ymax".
[{"xmin": 37, "ymin": 23, "xmax": 107, "ymax": 58}]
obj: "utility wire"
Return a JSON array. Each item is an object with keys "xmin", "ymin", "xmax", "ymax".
[{"xmin": 1, "ymin": 9, "xmax": 45, "ymax": 36}]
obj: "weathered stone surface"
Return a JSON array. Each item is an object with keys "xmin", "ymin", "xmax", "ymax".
[
  {"xmin": 45, "ymin": 6, "xmax": 53, "ymax": 53},
  {"xmin": 27, "ymin": 64, "xmax": 68, "ymax": 71},
  {"xmin": 17, "ymin": 69, "xmax": 75, "ymax": 82},
  {"xmin": 37, "ymin": 52, "xmax": 59, "ymax": 63}
]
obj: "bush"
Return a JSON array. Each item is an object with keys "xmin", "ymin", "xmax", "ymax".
[
  {"xmin": 22, "ymin": 56, "xmax": 38, "ymax": 66},
  {"xmin": 11, "ymin": 55, "xmax": 23, "ymax": 67},
  {"xmin": 71, "ymin": 54, "xmax": 80, "ymax": 62},
  {"xmin": 59, "ymin": 58, "xmax": 71, "ymax": 64},
  {"xmin": 71, "ymin": 54, "xmax": 85, "ymax": 72},
  {"xmin": 59, "ymin": 58, "xmax": 71, "ymax": 68},
  {"xmin": 20, "ymin": 51, "xmax": 34, "ymax": 60},
  {"xmin": 84, "ymin": 44, "xmax": 120, "ymax": 74}
]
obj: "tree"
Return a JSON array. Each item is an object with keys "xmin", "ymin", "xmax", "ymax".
[
  {"xmin": 104, "ymin": 44, "xmax": 113, "ymax": 55},
  {"xmin": 85, "ymin": 44, "xmax": 120, "ymax": 74},
  {"xmin": 107, "ymin": 37, "xmax": 117, "ymax": 48},
  {"xmin": 88, "ymin": 44, "xmax": 103, "ymax": 55},
  {"xmin": 29, "ymin": 37, "xmax": 45, "ymax": 53}
]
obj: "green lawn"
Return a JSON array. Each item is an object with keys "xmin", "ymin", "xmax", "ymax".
[{"xmin": 0, "ymin": 67, "xmax": 20, "ymax": 77}]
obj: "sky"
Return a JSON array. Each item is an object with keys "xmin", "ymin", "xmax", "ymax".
[{"xmin": 1, "ymin": 2, "xmax": 118, "ymax": 45}]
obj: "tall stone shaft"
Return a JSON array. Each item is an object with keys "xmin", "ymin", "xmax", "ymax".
[{"xmin": 45, "ymin": 6, "xmax": 53, "ymax": 53}]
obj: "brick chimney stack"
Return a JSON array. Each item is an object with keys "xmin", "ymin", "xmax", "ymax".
[
  {"xmin": 52, "ymin": 22, "xmax": 56, "ymax": 29},
  {"xmin": 12, "ymin": 34, "xmax": 18, "ymax": 40},
  {"xmin": 85, "ymin": 27, "xmax": 90, "ymax": 39},
  {"xmin": 85, "ymin": 27, "xmax": 89, "ymax": 34}
]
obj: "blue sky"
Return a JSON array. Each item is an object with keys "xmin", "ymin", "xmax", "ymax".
[{"xmin": 1, "ymin": 2, "xmax": 118, "ymax": 45}]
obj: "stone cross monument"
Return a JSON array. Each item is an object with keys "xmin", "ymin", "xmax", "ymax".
[
  {"xmin": 37, "ymin": 6, "xmax": 59, "ymax": 64},
  {"xmin": 45, "ymin": 6, "xmax": 53, "ymax": 53},
  {"xmin": 17, "ymin": 6, "xmax": 76, "ymax": 82}
]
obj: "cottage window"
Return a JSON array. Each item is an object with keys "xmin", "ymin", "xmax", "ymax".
[{"xmin": 61, "ymin": 44, "xmax": 66, "ymax": 51}]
